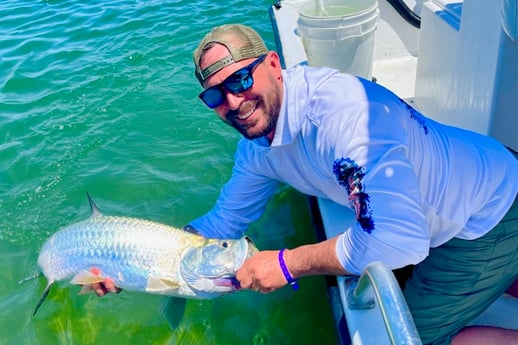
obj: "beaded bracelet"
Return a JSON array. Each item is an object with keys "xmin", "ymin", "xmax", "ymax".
[{"xmin": 278, "ymin": 248, "xmax": 299, "ymax": 290}]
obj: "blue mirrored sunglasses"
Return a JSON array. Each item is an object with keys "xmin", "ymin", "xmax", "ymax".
[{"xmin": 199, "ymin": 54, "xmax": 267, "ymax": 109}]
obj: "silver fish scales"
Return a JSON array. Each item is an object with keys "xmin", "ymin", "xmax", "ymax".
[{"xmin": 31, "ymin": 194, "xmax": 257, "ymax": 316}]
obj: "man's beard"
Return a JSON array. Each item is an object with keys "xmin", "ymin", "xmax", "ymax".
[
  {"xmin": 226, "ymin": 86, "xmax": 281, "ymax": 140},
  {"xmin": 230, "ymin": 108, "xmax": 278, "ymax": 140}
]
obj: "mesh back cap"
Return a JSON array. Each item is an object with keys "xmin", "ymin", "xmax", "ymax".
[{"xmin": 193, "ymin": 24, "xmax": 268, "ymax": 84}]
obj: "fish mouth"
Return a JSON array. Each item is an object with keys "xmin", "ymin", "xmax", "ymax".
[{"xmin": 213, "ymin": 276, "xmax": 241, "ymax": 290}]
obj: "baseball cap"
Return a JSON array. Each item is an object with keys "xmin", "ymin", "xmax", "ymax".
[{"xmin": 193, "ymin": 24, "xmax": 268, "ymax": 85}]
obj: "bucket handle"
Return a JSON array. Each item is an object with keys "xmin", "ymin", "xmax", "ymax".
[{"xmin": 336, "ymin": 21, "xmax": 377, "ymax": 40}]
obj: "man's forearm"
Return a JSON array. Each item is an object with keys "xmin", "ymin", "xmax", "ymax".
[{"xmin": 283, "ymin": 236, "xmax": 352, "ymax": 278}]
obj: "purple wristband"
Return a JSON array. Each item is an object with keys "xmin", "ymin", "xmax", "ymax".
[{"xmin": 278, "ymin": 249, "xmax": 299, "ymax": 290}]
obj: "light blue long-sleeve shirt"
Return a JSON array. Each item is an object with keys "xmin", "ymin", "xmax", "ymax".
[{"xmin": 190, "ymin": 65, "xmax": 518, "ymax": 274}]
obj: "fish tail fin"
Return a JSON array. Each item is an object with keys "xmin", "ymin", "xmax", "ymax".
[{"xmin": 32, "ymin": 281, "xmax": 54, "ymax": 317}]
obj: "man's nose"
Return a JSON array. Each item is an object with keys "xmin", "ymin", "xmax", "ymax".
[{"xmin": 224, "ymin": 91, "xmax": 243, "ymax": 110}]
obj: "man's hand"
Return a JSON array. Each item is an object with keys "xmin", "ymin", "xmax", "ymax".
[{"xmin": 235, "ymin": 250, "xmax": 290, "ymax": 294}]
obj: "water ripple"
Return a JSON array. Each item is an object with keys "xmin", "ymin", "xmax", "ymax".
[{"xmin": 0, "ymin": 1, "xmax": 338, "ymax": 344}]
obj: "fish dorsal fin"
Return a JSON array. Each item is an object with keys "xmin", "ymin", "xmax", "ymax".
[
  {"xmin": 70, "ymin": 270, "xmax": 105, "ymax": 285},
  {"xmin": 86, "ymin": 192, "xmax": 102, "ymax": 217},
  {"xmin": 146, "ymin": 276, "xmax": 180, "ymax": 293}
]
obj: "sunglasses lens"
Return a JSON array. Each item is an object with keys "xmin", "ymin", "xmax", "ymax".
[
  {"xmin": 199, "ymin": 87, "xmax": 224, "ymax": 109},
  {"xmin": 224, "ymin": 70, "xmax": 253, "ymax": 93},
  {"xmin": 199, "ymin": 54, "xmax": 265, "ymax": 108},
  {"xmin": 199, "ymin": 71, "xmax": 251, "ymax": 109}
]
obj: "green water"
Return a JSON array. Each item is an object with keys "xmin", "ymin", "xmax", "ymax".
[{"xmin": 0, "ymin": 1, "xmax": 337, "ymax": 344}]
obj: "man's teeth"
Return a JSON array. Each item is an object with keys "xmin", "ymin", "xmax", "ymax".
[{"xmin": 237, "ymin": 103, "xmax": 257, "ymax": 120}]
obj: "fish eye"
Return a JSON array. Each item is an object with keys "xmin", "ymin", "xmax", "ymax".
[{"xmin": 221, "ymin": 241, "xmax": 228, "ymax": 248}]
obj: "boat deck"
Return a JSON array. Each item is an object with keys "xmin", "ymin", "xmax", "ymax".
[
  {"xmin": 270, "ymin": 0, "xmax": 419, "ymax": 99},
  {"xmin": 269, "ymin": 1, "xmax": 518, "ymax": 343}
]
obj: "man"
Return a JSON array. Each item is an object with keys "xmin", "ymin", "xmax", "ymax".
[
  {"xmin": 95, "ymin": 24, "xmax": 518, "ymax": 344},
  {"xmin": 186, "ymin": 24, "xmax": 518, "ymax": 345}
]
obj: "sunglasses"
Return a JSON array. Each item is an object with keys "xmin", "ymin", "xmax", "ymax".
[{"xmin": 199, "ymin": 54, "xmax": 267, "ymax": 109}]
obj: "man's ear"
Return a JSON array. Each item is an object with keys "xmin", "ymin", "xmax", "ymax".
[{"xmin": 267, "ymin": 51, "xmax": 283, "ymax": 80}]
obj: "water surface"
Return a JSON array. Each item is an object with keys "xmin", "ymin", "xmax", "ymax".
[{"xmin": 0, "ymin": 1, "xmax": 337, "ymax": 344}]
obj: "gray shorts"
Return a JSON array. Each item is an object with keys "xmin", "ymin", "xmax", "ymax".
[{"xmin": 403, "ymin": 197, "xmax": 518, "ymax": 345}]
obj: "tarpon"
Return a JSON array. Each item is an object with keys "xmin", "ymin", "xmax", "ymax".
[{"xmin": 30, "ymin": 194, "xmax": 257, "ymax": 316}]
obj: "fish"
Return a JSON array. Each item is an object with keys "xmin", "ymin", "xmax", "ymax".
[{"xmin": 30, "ymin": 193, "xmax": 258, "ymax": 316}]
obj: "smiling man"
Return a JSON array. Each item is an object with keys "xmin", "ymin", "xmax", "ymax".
[
  {"xmin": 187, "ymin": 24, "xmax": 518, "ymax": 345},
  {"xmin": 194, "ymin": 30, "xmax": 282, "ymax": 142}
]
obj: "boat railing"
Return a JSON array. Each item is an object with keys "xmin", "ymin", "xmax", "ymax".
[
  {"xmin": 344, "ymin": 261, "xmax": 422, "ymax": 345},
  {"xmin": 307, "ymin": 196, "xmax": 423, "ymax": 344}
]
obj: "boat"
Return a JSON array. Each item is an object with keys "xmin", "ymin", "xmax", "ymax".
[{"xmin": 268, "ymin": 0, "xmax": 518, "ymax": 344}]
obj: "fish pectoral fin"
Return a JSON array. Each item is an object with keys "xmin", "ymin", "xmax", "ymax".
[
  {"xmin": 146, "ymin": 276, "xmax": 180, "ymax": 293},
  {"xmin": 70, "ymin": 270, "xmax": 105, "ymax": 285}
]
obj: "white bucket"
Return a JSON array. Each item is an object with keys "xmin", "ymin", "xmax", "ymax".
[{"xmin": 297, "ymin": 0, "xmax": 379, "ymax": 79}]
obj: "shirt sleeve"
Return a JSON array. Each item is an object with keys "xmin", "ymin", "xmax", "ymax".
[
  {"xmin": 188, "ymin": 140, "xmax": 279, "ymax": 239},
  {"xmin": 335, "ymin": 144, "xmax": 431, "ymax": 274},
  {"xmin": 316, "ymin": 85, "xmax": 431, "ymax": 274}
]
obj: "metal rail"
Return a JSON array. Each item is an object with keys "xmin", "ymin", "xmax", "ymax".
[{"xmin": 347, "ymin": 261, "xmax": 422, "ymax": 345}]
